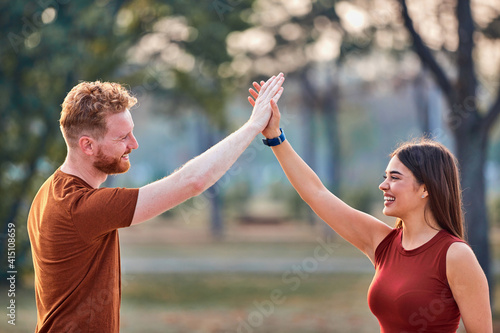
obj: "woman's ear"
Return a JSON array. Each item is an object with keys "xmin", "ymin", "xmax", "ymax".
[{"xmin": 421, "ymin": 185, "xmax": 428, "ymax": 199}]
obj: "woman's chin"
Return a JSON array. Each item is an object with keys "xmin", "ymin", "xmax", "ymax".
[{"xmin": 382, "ymin": 208, "xmax": 396, "ymax": 217}]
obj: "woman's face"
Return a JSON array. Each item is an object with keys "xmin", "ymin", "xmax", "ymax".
[{"xmin": 379, "ymin": 155, "xmax": 427, "ymax": 220}]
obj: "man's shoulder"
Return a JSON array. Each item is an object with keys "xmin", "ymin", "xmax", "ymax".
[
  {"xmin": 32, "ymin": 169, "xmax": 92, "ymax": 206},
  {"xmin": 53, "ymin": 168, "xmax": 91, "ymax": 187},
  {"xmin": 54, "ymin": 169, "xmax": 94, "ymax": 196}
]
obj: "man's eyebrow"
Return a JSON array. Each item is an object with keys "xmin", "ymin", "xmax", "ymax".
[
  {"xmin": 113, "ymin": 131, "xmax": 130, "ymax": 140},
  {"xmin": 118, "ymin": 125, "xmax": 134, "ymax": 138}
]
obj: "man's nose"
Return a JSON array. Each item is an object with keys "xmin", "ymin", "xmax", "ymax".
[{"xmin": 129, "ymin": 133, "xmax": 139, "ymax": 150}]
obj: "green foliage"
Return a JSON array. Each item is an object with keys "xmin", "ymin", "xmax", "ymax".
[
  {"xmin": 223, "ymin": 180, "xmax": 252, "ymax": 217},
  {"xmin": 0, "ymin": 0, "xmax": 259, "ymax": 270},
  {"xmin": 0, "ymin": 0, "xmax": 150, "ymax": 281},
  {"xmin": 124, "ymin": 0, "xmax": 255, "ymax": 130},
  {"xmin": 489, "ymin": 196, "xmax": 500, "ymax": 226},
  {"xmin": 341, "ymin": 186, "xmax": 378, "ymax": 215},
  {"xmin": 267, "ymin": 182, "xmax": 309, "ymax": 220}
]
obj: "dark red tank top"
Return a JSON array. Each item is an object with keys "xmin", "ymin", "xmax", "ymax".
[{"xmin": 367, "ymin": 228, "xmax": 464, "ymax": 333}]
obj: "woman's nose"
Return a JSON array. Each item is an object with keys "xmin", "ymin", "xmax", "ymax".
[{"xmin": 379, "ymin": 179, "xmax": 389, "ymax": 191}]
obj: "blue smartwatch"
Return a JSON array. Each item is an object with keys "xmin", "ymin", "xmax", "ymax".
[{"xmin": 262, "ymin": 128, "xmax": 285, "ymax": 147}]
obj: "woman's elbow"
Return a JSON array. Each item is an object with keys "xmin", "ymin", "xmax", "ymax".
[{"xmin": 297, "ymin": 182, "xmax": 327, "ymax": 204}]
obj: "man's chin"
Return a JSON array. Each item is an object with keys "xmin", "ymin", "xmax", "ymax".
[
  {"xmin": 94, "ymin": 160, "xmax": 130, "ymax": 175},
  {"xmin": 109, "ymin": 162, "xmax": 130, "ymax": 175}
]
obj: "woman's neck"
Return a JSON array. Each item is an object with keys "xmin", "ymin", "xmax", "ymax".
[{"xmin": 400, "ymin": 214, "xmax": 441, "ymax": 250}]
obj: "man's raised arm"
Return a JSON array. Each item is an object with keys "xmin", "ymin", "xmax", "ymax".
[{"xmin": 131, "ymin": 73, "xmax": 284, "ymax": 225}]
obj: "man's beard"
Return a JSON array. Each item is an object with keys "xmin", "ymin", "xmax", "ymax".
[{"xmin": 93, "ymin": 147, "xmax": 131, "ymax": 175}]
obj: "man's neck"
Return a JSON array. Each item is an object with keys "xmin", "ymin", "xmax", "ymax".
[{"xmin": 60, "ymin": 156, "xmax": 107, "ymax": 189}]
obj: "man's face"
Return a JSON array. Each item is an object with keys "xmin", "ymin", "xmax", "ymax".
[{"xmin": 93, "ymin": 109, "xmax": 139, "ymax": 175}]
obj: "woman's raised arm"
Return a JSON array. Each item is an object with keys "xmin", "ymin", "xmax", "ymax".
[{"xmin": 249, "ymin": 86, "xmax": 392, "ymax": 263}]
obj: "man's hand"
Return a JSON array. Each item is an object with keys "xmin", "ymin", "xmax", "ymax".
[
  {"xmin": 248, "ymin": 73, "xmax": 284, "ymax": 132},
  {"xmin": 248, "ymin": 80, "xmax": 282, "ymax": 139}
]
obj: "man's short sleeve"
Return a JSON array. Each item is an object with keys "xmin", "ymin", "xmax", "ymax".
[{"xmin": 70, "ymin": 187, "xmax": 139, "ymax": 242}]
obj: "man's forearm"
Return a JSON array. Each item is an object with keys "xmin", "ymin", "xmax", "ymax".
[
  {"xmin": 131, "ymin": 73, "xmax": 284, "ymax": 225},
  {"xmin": 180, "ymin": 121, "xmax": 262, "ymax": 193},
  {"xmin": 131, "ymin": 121, "xmax": 261, "ymax": 225}
]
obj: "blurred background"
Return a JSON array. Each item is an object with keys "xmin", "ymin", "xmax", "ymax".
[{"xmin": 1, "ymin": 0, "xmax": 500, "ymax": 332}]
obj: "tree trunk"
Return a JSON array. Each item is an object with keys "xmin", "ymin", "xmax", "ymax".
[
  {"xmin": 299, "ymin": 65, "xmax": 342, "ymax": 234},
  {"xmin": 207, "ymin": 183, "xmax": 224, "ymax": 241},
  {"xmin": 195, "ymin": 116, "xmax": 224, "ymax": 240},
  {"xmin": 0, "ymin": 110, "xmax": 56, "ymax": 286},
  {"xmin": 413, "ymin": 71, "xmax": 430, "ymax": 134},
  {"xmin": 322, "ymin": 73, "xmax": 341, "ymax": 195},
  {"xmin": 300, "ymin": 70, "xmax": 319, "ymax": 226},
  {"xmin": 321, "ymin": 73, "xmax": 341, "ymax": 239},
  {"xmin": 398, "ymin": 0, "xmax": 494, "ymax": 300},
  {"xmin": 453, "ymin": 124, "xmax": 491, "ymax": 284},
  {"xmin": 207, "ymin": 129, "xmax": 224, "ymax": 241}
]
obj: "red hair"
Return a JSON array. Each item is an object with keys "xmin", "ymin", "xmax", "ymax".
[{"xmin": 60, "ymin": 81, "xmax": 137, "ymax": 145}]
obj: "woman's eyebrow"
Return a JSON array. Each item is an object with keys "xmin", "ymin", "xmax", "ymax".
[{"xmin": 385, "ymin": 170, "xmax": 403, "ymax": 176}]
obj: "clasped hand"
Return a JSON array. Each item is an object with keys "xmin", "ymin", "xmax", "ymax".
[{"xmin": 248, "ymin": 75, "xmax": 284, "ymax": 139}]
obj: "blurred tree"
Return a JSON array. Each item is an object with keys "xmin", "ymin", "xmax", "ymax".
[
  {"xmin": 124, "ymin": 0, "xmax": 254, "ymax": 239},
  {"xmin": 0, "ymin": 0, "xmax": 159, "ymax": 284},
  {"xmin": 223, "ymin": 0, "xmax": 377, "ymax": 227},
  {"xmin": 396, "ymin": 0, "xmax": 500, "ymax": 294},
  {"xmin": 222, "ymin": 1, "xmax": 500, "ymax": 298}
]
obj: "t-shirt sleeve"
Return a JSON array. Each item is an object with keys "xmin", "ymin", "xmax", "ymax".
[{"xmin": 70, "ymin": 187, "xmax": 139, "ymax": 242}]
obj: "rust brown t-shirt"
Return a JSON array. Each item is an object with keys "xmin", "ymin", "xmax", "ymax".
[{"xmin": 27, "ymin": 169, "xmax": 139, "ymax": 333}]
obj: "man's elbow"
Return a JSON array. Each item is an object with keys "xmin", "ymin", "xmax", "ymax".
[{"xmin": 186, "ymin": 174, "xmax": 209, "ymax": 197}]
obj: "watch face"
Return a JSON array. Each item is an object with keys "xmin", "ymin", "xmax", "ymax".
[{"xmin": 263, "ymin": 129, "xmax": 285, "ymax": 146}]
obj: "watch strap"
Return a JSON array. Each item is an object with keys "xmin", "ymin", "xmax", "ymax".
[{"xmin": 262, "ymin": 128, "xmax": 285, "ymax": 147}]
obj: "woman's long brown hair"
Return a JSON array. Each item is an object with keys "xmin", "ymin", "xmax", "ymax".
[{"xmin": 391, "ymin": 138, "xmax": 465, "ymax": 240}]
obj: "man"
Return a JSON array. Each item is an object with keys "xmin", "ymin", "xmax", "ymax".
[{"xmin": 27, "ymin": 73, "xmax": 284, "ymax": 332}]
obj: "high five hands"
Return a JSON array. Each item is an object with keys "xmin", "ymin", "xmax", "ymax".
[{"xmin": 248, "ymin": 76, "xmax": 283, "ymax": 139}]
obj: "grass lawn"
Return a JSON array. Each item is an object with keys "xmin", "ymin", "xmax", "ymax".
[
  {"xmin": 5, "ymin": 271, "xmax": 500, "ymax": 332},
  {"xmin": 121, "ymin": 272, "xmax": 378, "ymax": 333},
  {"xmin": 2, "ymin": 272, "xmax": 378, "ymax": 333},
  {"xmin": 3, "ymin": 219, "xmax": 500, "ymax": 332}
]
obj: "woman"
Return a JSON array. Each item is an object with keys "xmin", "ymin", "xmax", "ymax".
[{"xmin": 248, "ymin": 82, "xmax": 492, "ymax": 332}]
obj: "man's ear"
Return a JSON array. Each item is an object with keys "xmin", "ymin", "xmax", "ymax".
[{"xmin": 78, "ymin": 136, "xmax": 96, "ymax": 156}]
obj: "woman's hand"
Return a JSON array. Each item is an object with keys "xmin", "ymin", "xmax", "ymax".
[
  {"xmin": 248, "ymin": 80, "xmax": 282, "ymax": 139},
  {"xmin": 247, "ymin": 74, "xmax": 284, "ymax": 132}
]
